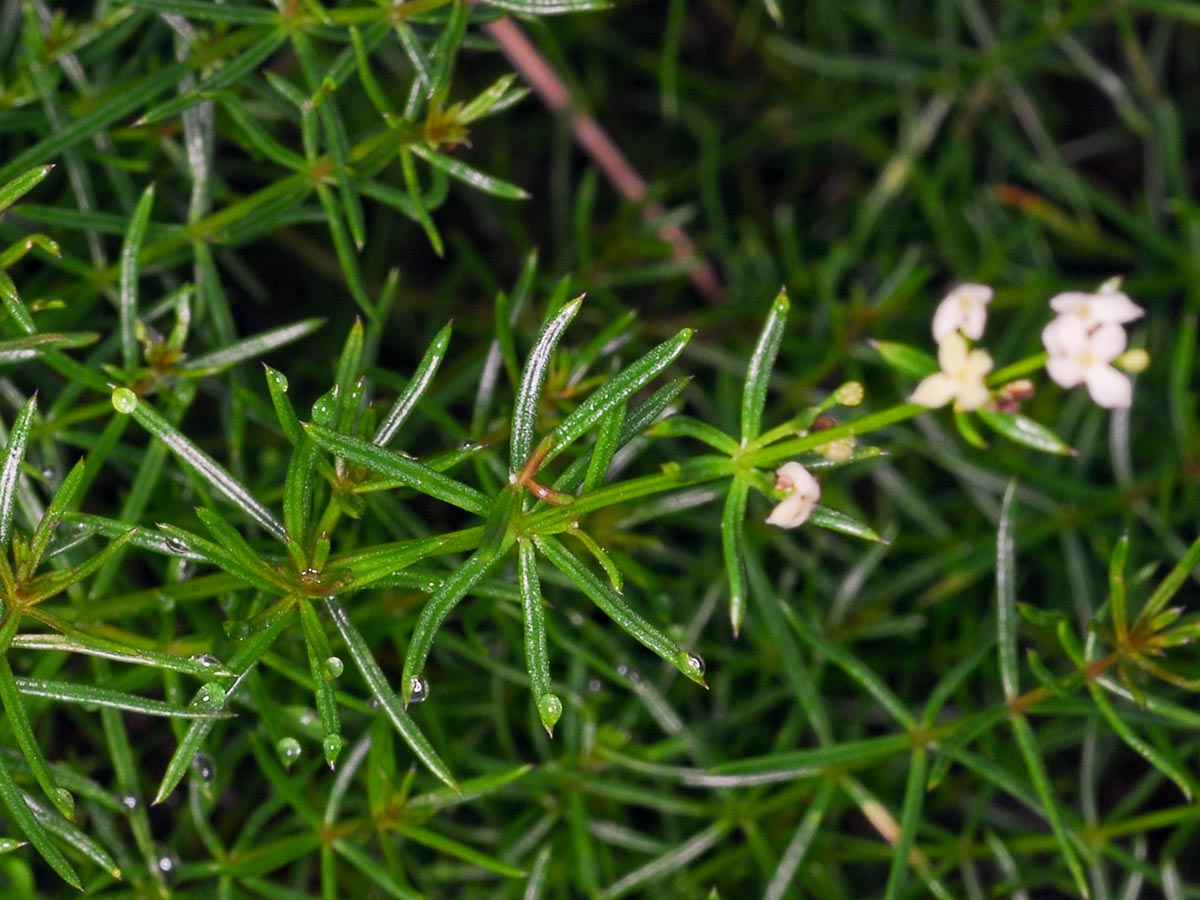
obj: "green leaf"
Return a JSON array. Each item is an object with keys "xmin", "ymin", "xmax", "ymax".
[
  {"xmin": 402, "ymin": 492, "xmax": 514, "ymax": 702},
  {"xmin": 870, "ymin": 340, "xmax": 938, "ymax": 379},
  {"xmin": 372, "ymin": 322, "xmax": 452, "ymax": 447},
  {"xmin": 324, "ymin": 595, "xmax": 457, "ymax": 790},
  {"xmin": 0, "ymin": 164, "xmax": 54, "ymax": 215},
  {"xmin": 392, "ymin": 821, "xmax": 525, "ymax": 877},
  {"xmin": 479, "ymin": 0, "xmax": 609, "ymax": 12},
  {"xmin": 0, "ymin": 59, "xmax": 186, "ymax": 196},
  {"xmin": 710, "ymin": 732, "xmax": 912, "ymax": 779},
  {"xmin": 541, "ymin": 327, "xmax": 693, "ymax": 469},
  {"xmin": 581, "ymin": 400, "xmax": 626, "ymax": 493},
  {"xmin": 996, "ymin": 480, "xmax": 1020, "ymax": 701},
  {"xmin": 119, "ymin": 0, "xmax": 277, "ymax": 23},
  {"xmin": 742, "ymin": 288, "xmax": 789, "ymax": 442},
  {"xmin": 0, "ymin": 332, "xmax": 98, "ymax": 363},
  {"xmin": 154, "ymin": 522, "xmax": 288, "ymax": 594},
  {"xmin": 721, "ymin": 478, "xmax": 750, "ymax": 636},
  {"xmin": 518, "ymin": 540, "xmax": 560, "ymax": 734},
  {"xmin": 137, "ymin": 29, "xmax": 289, "ymax": 125},
  {"xmin": 952, "ymin": 410, "xmax": 988, "ymax": 449},
  {"xmin": 410, "ymin": 145, "xmax": 529, "ymax": 200},
  {"xmin": 116, "ymin": 390, "xmax": 287, "ymax": 541},
  {"xmin": 194, "ymin": 507, "xmax": 283, "ymax": 585},
  {"xmin": 1009, "ymin": 714, "xmax": 1091, "ymax": 897},
  {"xmin": 511, "ymin": 297, "xmax": 583, "ymax": 472},
  {"xmin": 649, "ymin": 416, "xmax": 739, "ymax": 455},
  {"xmin": 536, "ymin": 534, "xmax": 705, "ymax": 686},
  {"xmin": 24, "ymin": 459, "xmax": 86, "ymax": 579},
  {"xmin": 283, "ymin": 437, "xmax": 318, "ymax": 545},
  {"xmin": 0, "ymin": 656, "xmax": 73, "ymax": 818},
  {"xmin": 782, "ymin": 608, "xmax": 914, "ymax": 728},
  {"xmin": 1136, "ymin": 530, "xmax": 1200, "ymax": 625},
  {"xmin": 977, "ymin": 409, "xmax": 1076, "ymax": 456},
  {"xmin": 10, "ymin": 631, "xmax": 233, "ymax": 677},
  {"xmin": 306, "ymin": 424, "xmax": 489, "ymax": 515},
  {"xmin": 264, "ymin": 366, "xmax": 305, "ymax": 446},
  {"xmin": 183, "ymin": 319, "xmax": 325, "ymax": 374},
  {"xmin": 154, "ymin": 605, "xmax": 293, "ymax": 804},
  {"xmin": 297, "ymin": 600, "xmax": 342, "ymax": 767},
  {"xmin": 458, "ymin": 73, "xmax": 523, "ymax": 124},
  {"xmin": 0, "ymin": 755, "xmax": 80, "ymax": 888},
  {"xmin": 807, "ymin": 505, "xmax": 886, "ymax": 543},
  {"xmin": 883, "ymin": 746, "xmax": 929, "ymax": 900},
  {"xmin": 14, "ymin": 677, "xmax": 233, "ymax": 718},
  {"xmin": 119, "ymin": 183, "xmax": 156, "ymax": 371},
  {"xmin": 0, "ymin": 394, "xmax": 36, "ymax": 550}
]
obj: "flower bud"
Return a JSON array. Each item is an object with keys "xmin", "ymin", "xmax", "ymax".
[
  {"xmin": 819, "ymin": 437, "xmax": 856, "ymax": 463},
  {"xmin": 1115, "ymin": 348, "xmax": 1149, "ymax": 374},
  {"xmin": 836, "ymin": 381, "xmax": 864, "ymax": 407}
]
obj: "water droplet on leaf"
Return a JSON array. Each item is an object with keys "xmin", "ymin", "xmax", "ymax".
[
  {"xmin": 191, "ymin": 752, "xmax": 216, "ymax": 784},
  {"xmin": 189, "ymin": 653, "xmax": 222, "ymax": 669},
  {"xmin": 685, "ymin": 653, "xmax": 706, "ymax": 677},
  {"xmin": 111, "ymin": 388, "xmax": 138, "ymax": 414},
  {"xmin": 276, "ymin": 737, "xmax": 302, "ymax": 768},
  {"xmin": 322, "ymin": 734, "xmax": 343, "ymax": 767},
  {"xmin": 324, "ymin": 656, "xmax": 344, "ymax": 679},
  {"xmin": 223, "ymin": 619, "xmax": 250, "ymax": 639},
  {"xmin": 538, "ymin": 695, "xmax": 563, "ymax": 734},
  {"xmin": 120, "ymin": 794, "xmax": 139, "ymax": 811},
  {"xmin": 190, "ymin": 683, "xmax": 226, "ymax": 710},
  {"xmin": 156, "ymin": 848, "xmax": 181, "ymax": 879},
  {"xmin": 311, "ymin": 387, "xmax": 338, "ymax": 425},
  {"xmin": 408, "ymin": 675, "xmax": 429, "ymax": 704}
]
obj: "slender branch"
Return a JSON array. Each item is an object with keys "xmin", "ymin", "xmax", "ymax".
[{"xmin": 483, "ymin": 15, "xmax": 726, "ymax": 303}]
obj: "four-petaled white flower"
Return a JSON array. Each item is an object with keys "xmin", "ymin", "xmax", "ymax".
[
  {"xmin": 909, "ymin": 332, "xmax": 994, "ymax": 412},
  {"xmin": 1049, "ymin": 290, "xmax": 1144, "ymax": 330},
  {"xmin": 1042, "ymin": 316, "xmax": 1132, "ymax": 409},
  {"xmin": 932, "ymin": 283, "xmax": 993, "ymax": 344},
  {"xmin": 765, "ymin": 461, "xmax": 820, "ymax": 529}
]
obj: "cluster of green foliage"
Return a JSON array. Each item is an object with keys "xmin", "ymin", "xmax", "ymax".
[{"xmin": 1, "ymin": 0, "xmax": 1199, "ymax": 897}]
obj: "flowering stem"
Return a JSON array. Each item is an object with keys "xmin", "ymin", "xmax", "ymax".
[
  {"xmin": 988, "ymin": 352, "xmax": 1048, "ymax": 385},
  {"xmin": 742, "ymin": 403, "xmax": 925, "ymax": 469}
]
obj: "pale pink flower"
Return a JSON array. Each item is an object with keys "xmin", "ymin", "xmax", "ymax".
[
  {"xmin": 1042, "ymin": 316, "xmax": 1132, "ymax": 409},
  {"xmin": 909, "ymin": 332, "xmax": 993, "ymax": 412},
  {"xmin": 932, "ymin": 284, "xmax": 993, "ymax": 344},
  {"xmin": 1048, "ymin": 290, "xmax": 1143, "ymax": 330},
  {"xmin": 765, "ymin": 462, "xmax": 820, "ymax": 529}
]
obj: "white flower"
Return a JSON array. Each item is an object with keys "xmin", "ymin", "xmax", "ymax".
[
  {"xmin": 932, "ymin": 283, "xmax": 993, "ymax": 343},
  {"xmin": 1048, "ymin": 290, "xmax": 1143, "ymax": 330},
  {"xmin": 1042, "ymin": 316, "xmax": 1132, "ymax": 408},
  {"xmin": 909, "ymin": 332, "xmax": 994, "ymax": 411},
  {"xmin": 765, "ymin": 461, "xmax": 820, "ymax": 529}
]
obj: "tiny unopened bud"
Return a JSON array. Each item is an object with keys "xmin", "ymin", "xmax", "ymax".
[
  {"xmin": 994, "ymin": 378, "xmax": 1036, "ymax": 413},
  {"xmin": 812, "ymin": 416, "xmax": 836, "ymax": 432},
  {"xmin": 1097, "ymin": 275, "xmax": 1124, "ymax": 294},
  {"xmin": 1116, "ymin": 348, "xmax": 1149, "ymax": 374},
  {"xmin": 836, "ymin": 381, "xmax": 864, "ymax": 407},
  {"xmin": 819, "ymin": 437, "xmax": 856, "ymax": 463}
]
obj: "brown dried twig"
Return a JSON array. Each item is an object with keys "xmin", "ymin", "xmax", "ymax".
[{"xmin": 483, "ymin": 15, "xmax": 726, "ymax": 303}]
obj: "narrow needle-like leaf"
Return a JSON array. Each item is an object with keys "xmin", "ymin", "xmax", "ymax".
[
  {"xmin": 114, "ymin": 389, "xmax": 286, "ymax": 541},
  {"xmin": 119, "ymin": 183, "xmax": 156, "ymax": 371},
  {"xmin": 536, "ymin": 535, "xmax": 705, "ymax": 686},
  {"xmin": 373, "ymin": 322, "xmax": 452, "ymax": 447},
  {"xmin": 324, "ymin": 595, "xmax": 456, "ymax": 790},
  {"xmin": 511, "ymin": 297, "xmax": 582, "ymax": 473},
  {"xmin": 0, "ymin": 394, "xmax": 36, "ymax": 550},
  {"xmin": 741, "ymin": 288, "xmax": 789, "ymax": 443},
  {"xmin": 518, "ymin": 539, "xmax": 561, "ymax": 734}
]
